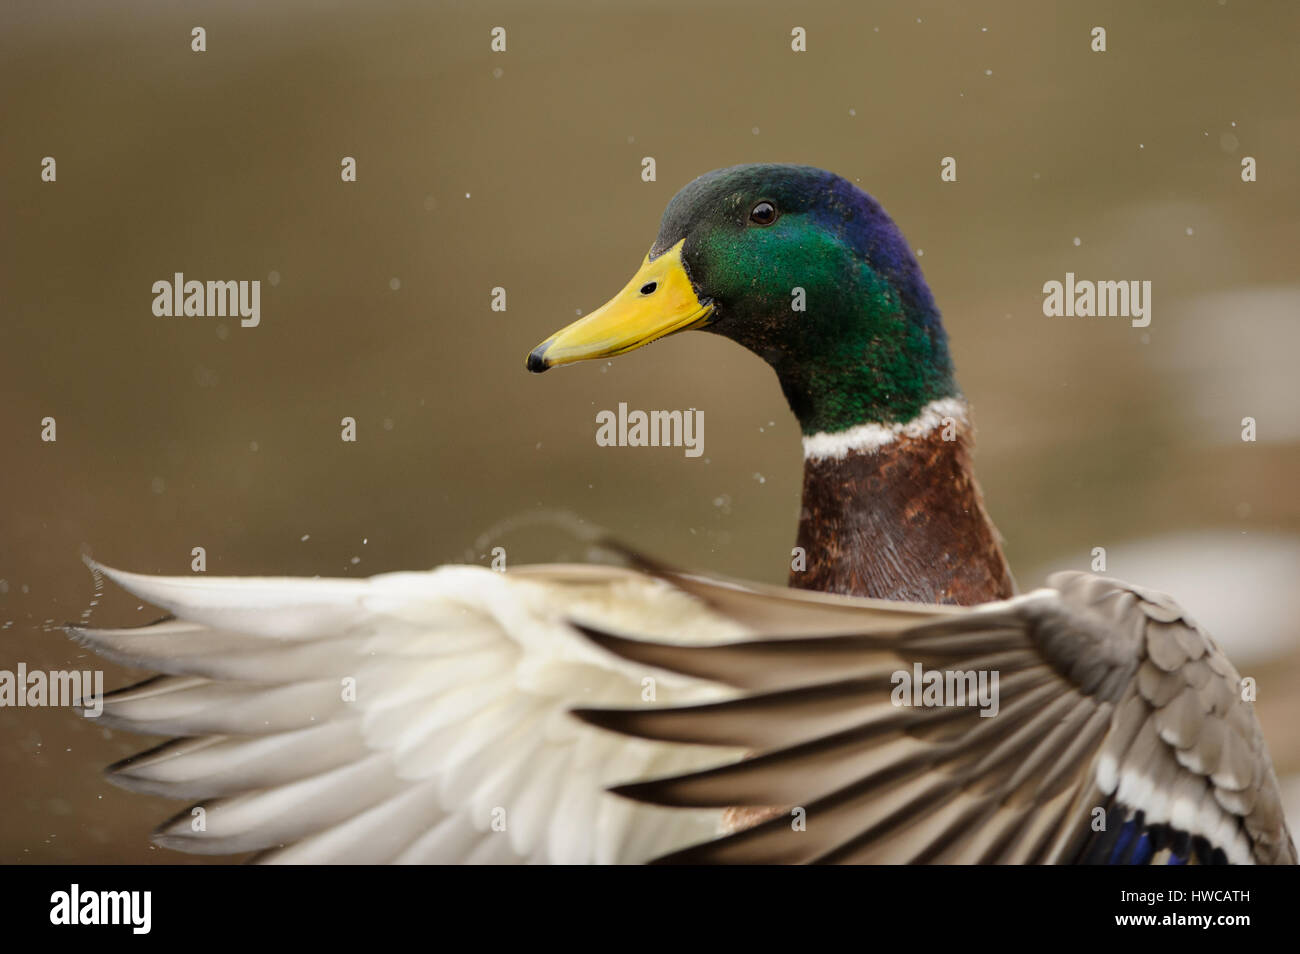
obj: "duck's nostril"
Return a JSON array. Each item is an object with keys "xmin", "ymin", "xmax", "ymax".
[{"xmin": 640, "ymin": 282, "xmax": 658, "ymax": 295}]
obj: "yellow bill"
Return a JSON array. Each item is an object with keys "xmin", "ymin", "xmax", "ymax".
[{"xmin": 526, "ymin": 239, "xmax": 712, "ymax": 372}]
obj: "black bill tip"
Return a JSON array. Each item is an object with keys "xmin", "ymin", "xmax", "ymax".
[{"xmin": 525, "ymin": 346, "xmax": 551, "ymax": 373}]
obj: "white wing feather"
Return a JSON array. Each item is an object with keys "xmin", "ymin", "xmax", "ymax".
[{"xmin": 73, "ymin": 561, "xmax": 747, "ymax": 863}]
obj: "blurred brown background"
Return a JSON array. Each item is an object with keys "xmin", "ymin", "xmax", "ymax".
[{"xmin": 1, "ymin": 0, "xmax": 1297, "ymax": 862}]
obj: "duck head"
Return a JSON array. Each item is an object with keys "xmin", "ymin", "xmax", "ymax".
[{"xmin": 527, "ymin": 163, "xmax": 959, "ymax": 435}]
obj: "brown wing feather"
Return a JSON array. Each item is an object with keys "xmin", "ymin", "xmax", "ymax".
[{"xmin": 576, "ymin": 571, "xmax": 1296, "ymax": 864}]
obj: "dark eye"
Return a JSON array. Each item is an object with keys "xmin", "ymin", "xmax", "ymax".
[{"xmin": 748, "ymin": 201, "xmax": 778, "ymax": 226}]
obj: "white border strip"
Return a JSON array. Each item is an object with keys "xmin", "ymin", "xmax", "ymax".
[{"xmin": 801, "ymin": 397, "xmax": 968, "ymax": 461}]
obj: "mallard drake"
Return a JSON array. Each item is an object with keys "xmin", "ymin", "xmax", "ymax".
[{"xmin": 76, "ymin": 164, "xmax": 1294, "ymax": 865}]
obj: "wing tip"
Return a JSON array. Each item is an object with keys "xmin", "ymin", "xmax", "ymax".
[
  {"xmin": 81, "ymin": 553, "xmax": 120, "ymax": 584},
  {"xmin": 65, "ymin": 615, "xmax": 178, "ymax": 643},
  {"xmin": 149, "ymin": 806, "xmax": 236, "ymax": 855},
  {"xmin": 79, "ymin": 554, "xmax": 160, "ymax": 602}
]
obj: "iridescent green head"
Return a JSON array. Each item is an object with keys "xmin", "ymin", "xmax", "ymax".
[{"xmin": 528, "ymin": 163, "xmax": 958, "ymax": 434}]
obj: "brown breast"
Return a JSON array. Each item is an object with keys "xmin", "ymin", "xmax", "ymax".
[{"xmin": 790, "ymin": 425, "xmax": 1013, "ymax": 606}]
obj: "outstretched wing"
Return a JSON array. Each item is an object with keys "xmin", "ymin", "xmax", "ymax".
[
  {"xmin": 71, "ymin": 560, "xmax": 759, "ymax": 863},
  {"xmin": 575, "ymin": 571, "xmax": 1296, "ymax": 865}
]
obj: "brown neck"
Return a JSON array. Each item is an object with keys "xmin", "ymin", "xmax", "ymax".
[{"xmin": 790, "ymin": 422, "xmax": 1013, "ymax": 605}]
